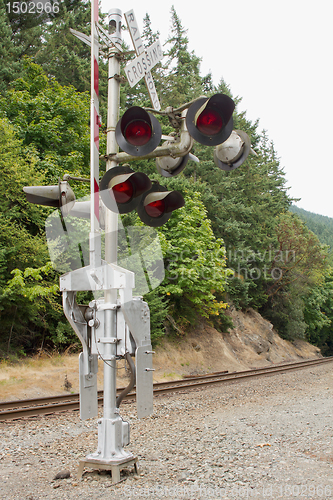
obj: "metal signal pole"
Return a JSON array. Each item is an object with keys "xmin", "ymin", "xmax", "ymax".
[
  {"xmin": 102, "ymin": 6, "xmax": 120, "ymax": 436},
  {"xmin": 65, "ymin": 6, "xmax": 154, "ymax": 484}
]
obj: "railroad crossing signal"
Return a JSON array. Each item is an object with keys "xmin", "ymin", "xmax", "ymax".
[
  {"xmin": 22, "ymin": 5, "xmax": 257, "ymax": 484},
  {"xmin": 100, "ymin": 165, "xmax": 152, "ymax": 214},
  {"xmin": 156, "ymin": 151, "xmax": 190, "ymax": 178},
  {"xmin": 214, "ymin": 129, "xmax": 252, "ymax": 171},
  {"xmin": 113, "ymin": 94, "xmax": 253, "ymax": 176}
]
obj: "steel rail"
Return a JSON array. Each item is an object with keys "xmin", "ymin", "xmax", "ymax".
[
  {"xmin": 151, "ymin": 357, "xmax": 333, "ymax": 396},
  {"xmin": 1, "ymin": 357, "xmax": 332, "ymax": 421}
]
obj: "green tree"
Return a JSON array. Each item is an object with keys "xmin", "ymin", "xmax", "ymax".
[
  {"xmin": 36, "ymin": 2, "xmax": 92, "ymax": 91},
  {"xmin": 1, "ymin": 59, "xmax": 91, "ymax": 181},
  {"xmin": 303, "ymin": 267, "xmax": 333, "ymax": 355},
  {"xmin": 0, "ymin": 118, "xmax": 59, "ymax": 356},
  {"xmin": 0, "ymin": 117, "xmax": 48, "ymax": 274},
  {"xmin": 185, "ymin": 87, "xmax": 292, "ymax": 309},
  {"xmin": 266, "ymin": 212, "xmax": 328, "ymax": 298},
  {"xmin": 2, "ymin": 5, "xmax": 328, "ymax": 356},
  {"xmin": 2, "ymin": 0, "xmax": 109, "ymax": 116},
  {"xmin": 261, "ymin": 212, "xmax": 329, "ymax": 340},
  {"xmin": 290, "ymin": 205, "xmax": 333, "ymax": 264},
  {"xmin": 35, "ymin": 0, "xmax": 110, "ymax": 112},
  {"xmin": 142, "ymin": 13, "xmax": 160, "ymax": 45},
  {"xmin": 0, "ymin": 263, "xmax": 73, "ymax": 357},
  {"xmin": 156, "ymin": 179, "xmax": 230, "ymax": 328}
]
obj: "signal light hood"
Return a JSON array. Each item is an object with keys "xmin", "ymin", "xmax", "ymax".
[
  {"xmin": 23, "ymin": 181, "xmax": 75, "ymax": 217},
  {"xmin": 214, "ymin": 130, "xmax": 252, "ymax": 171}
]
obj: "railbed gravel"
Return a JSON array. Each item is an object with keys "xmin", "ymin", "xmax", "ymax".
[{"xmin": 0, "ymin": 363, "xmax": 332, "ymax": 500}]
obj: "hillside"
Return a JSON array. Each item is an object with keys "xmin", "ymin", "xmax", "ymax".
[
  {"xmin": 0, "ymin": 309, "xmax": 321, "ymax": 402},
  {"xmin": 290, "ymin": 205, "xmax": 333, "ymax": 252}
]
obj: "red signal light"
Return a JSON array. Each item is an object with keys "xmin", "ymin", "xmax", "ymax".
[
  {"xmin": 112, "ymin": 180, "xmax": 134, "ymax": 204},
  {"xmin": 116, "ymin": 106, "xmax": 161, "ymax": 156},
  {"xmin": 186, "ymin": 94, "xmax": 235, "ymax": 146},
  {"xmin": 196, "ymin": 109, "xmax": 223, "ymax": 136},
  {"xmin": 145, "ymin": 199, "xmax": 165, "ymax": 218},
  {"xmin": 138, "ymin": 185, "xmax": 185, "ymax": 227},
  {"xmin": 124, "ymin": 119, "xmax": 152, "ymax": 146},
  {"xmin": 100, "ymin": 166, "xmax": 152, "ymax": 215}
]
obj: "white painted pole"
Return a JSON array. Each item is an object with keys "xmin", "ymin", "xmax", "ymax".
[{"xmin": 89, "ymin": 0, "xmax": 101, "ymax": 269}]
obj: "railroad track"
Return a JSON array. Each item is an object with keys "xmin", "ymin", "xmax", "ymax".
[{"xmin": 1, "ymin": 356, "xmax": 332, "ymax": 421}]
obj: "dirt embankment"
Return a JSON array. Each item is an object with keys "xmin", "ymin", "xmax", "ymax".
[
  {"xmin": 0, "ymin": 308, "xmax": 321, "ymax": 401},
  {"xmin": 154, "ymin": 308, "xmax": 321, "ymax": 380}
]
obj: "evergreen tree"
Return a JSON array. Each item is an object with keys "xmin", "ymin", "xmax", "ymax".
[
  {"xmin": 290, "ymin": 205, "xmax": 333, "ymax": 263},
  {"xmin": 162, "ymin": 6, "xmax": 203, "ymax": 107},
  {"xmin": 4, "ymin": 0, "xmax": 47, "ymax": 67},
  {"xmin": 36, "ymin": 1, "xmax": 91, "ymax": 90},
  {"xmin": 184, "ymin": 79, "xmax": 293, "ymax": 309},
  {"xmin": 153, "ymin": 176, "xmax": 230, "ymax": 327},
  {"xmin": 142, "ymin": 13, "xmax": 160, "ymax": 45},
  {"xmin": 1, "ymin": 6, "xmax": 331, "ymax": 355},
  {"xmin": 0, "ymin": 118, "xmax": 53, "ymax": 357},
  {"xmin": 0, "ymin": 0, "xmax": 22, "ymax": 93}
]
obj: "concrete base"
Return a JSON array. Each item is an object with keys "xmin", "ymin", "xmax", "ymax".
[{"xmin": 77, "ymin": 455, "xmax": 138, "ymax": 483}]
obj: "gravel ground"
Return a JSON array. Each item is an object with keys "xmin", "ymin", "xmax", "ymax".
[{"xmin": 1, "ymin": 363, "xmax": 333, "ymax": 500}]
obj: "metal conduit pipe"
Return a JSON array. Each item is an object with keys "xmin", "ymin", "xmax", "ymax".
[{"xmin": 116, "ymin": 352, "xmax": 136, "ymax": 408}]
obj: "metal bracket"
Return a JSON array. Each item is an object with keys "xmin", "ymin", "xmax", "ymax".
[
  {"xmin": 108, "ymin": 74, "xmax": 127, "ymax": 83},
  {"xmin": 60, "ymin": 261, "xmax": 135, "ymax": 292},
  {"xmin": 62, "ymin": 291, "xmax": 98, "ymax": 420},
  {"xmin": 121, "ymin": 298, "xmax": 151, "ymax": 347},
  {"xmin": 98, "ymin": 337, "xmax": 118, "ymax": 344},
  {"xmin": 135, "ymin": 345, "xmax": 153, "ymax": 418}
]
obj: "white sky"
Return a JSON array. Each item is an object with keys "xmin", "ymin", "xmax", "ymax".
[{"xmin": 100, "ymin": 0, "xmax": 333, "ymax": 218}]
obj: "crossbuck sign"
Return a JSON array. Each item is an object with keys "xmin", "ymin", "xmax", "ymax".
[{"xmin": 124, "ymin": 10, "xmax": 162, "ymax": 110}]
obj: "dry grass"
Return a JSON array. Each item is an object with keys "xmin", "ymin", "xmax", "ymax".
[
  {"xmin": 0, "ymin": 309, "xmax": 321, "ymax": 402},
  {"xmin": 0, "ymin": 353, "xmax": 82, "ymax": 401},
  {"xmin": 0, "ymin": 346, "xmax": 199, "ymax": 402},
  {"xmin": 0, "ymin": 340, "xmax": 217, "ymax": 402}
]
